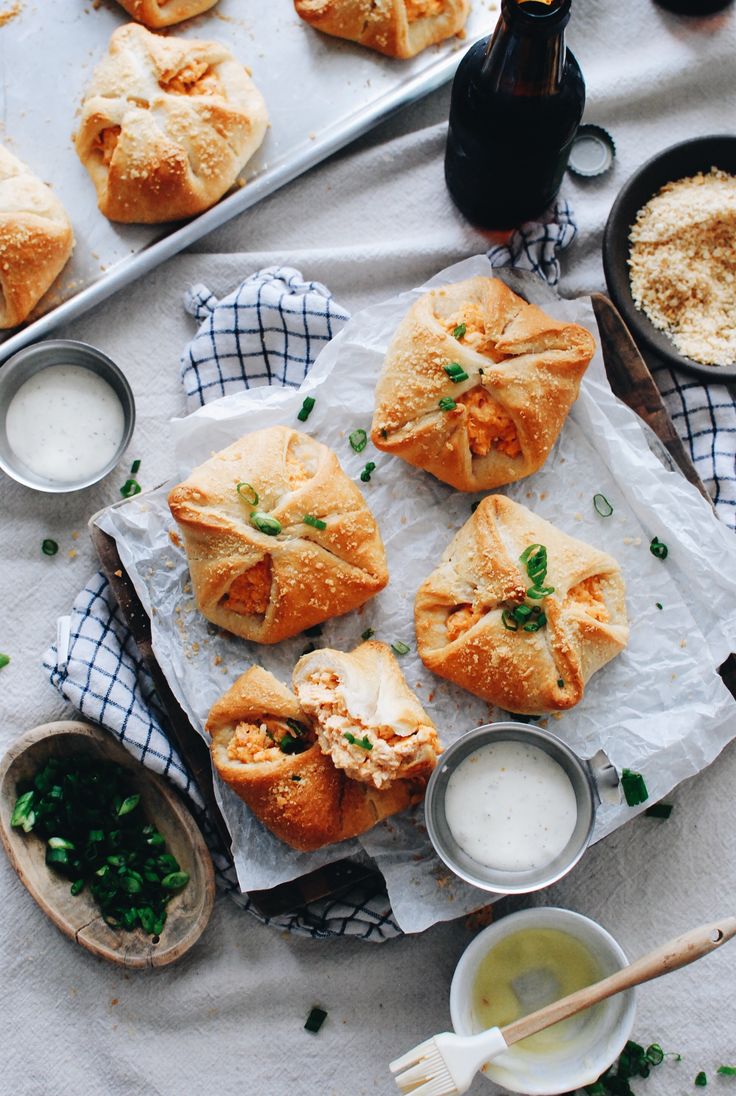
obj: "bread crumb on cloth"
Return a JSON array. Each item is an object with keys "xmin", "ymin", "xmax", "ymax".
[{"xmin": 628, "ymin": 168, "xmax": 736, "ymax": 366}]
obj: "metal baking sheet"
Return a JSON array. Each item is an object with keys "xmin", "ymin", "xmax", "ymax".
[{"xmin": 0, "ymin": 0, "xmax": 499, "ymax": 363}]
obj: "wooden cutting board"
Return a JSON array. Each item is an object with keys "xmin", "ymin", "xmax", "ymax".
[{"xmin": 89, "ymin": 293, "xmax": 735, "ymax": 920}]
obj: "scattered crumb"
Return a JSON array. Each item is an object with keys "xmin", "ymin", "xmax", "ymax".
[
  {"xmin": 0, "ymin": 3, "xmax": 23, "ymax": 28},
  {"xmin": 71, "ymin": 530, "xmax": 79, "ymax": 540},
  {"xmin": 114, "ymin": 569, "xmax": 122, "ymax": 578},
  {"xmin": 213, "ymin": 655, "xmax": 222, "ymax": 666},
  {"xmin": 164, "ymin": 559, "xmax": 175, "ymax": 569},
  {"xmin": 110, "ymin": 998, "xmax": 118, "ymax": 1007},
  {"xmin": 68, "ymin": 549, "xmax": 77, "ymax": 560},
  {"xmin": 679, "ymin": 639, "xmax": 687, "ymax": 648},
  {"xmin": 169, "ymin": 530, "xmax": 182, "ymax": 548}
]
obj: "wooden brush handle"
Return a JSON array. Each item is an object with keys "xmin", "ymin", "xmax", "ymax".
[{"xmin": 502, "ymin": 917, "xmax": 736, "ymax": 1047}]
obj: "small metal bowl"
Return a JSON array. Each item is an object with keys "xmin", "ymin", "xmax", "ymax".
[
  {"xmin": 0, "ymin": 339, "xmax": 135, "ymax": 493},
  {"xmin": 425, "ymin": 722, "xmax": 619, "ymax": 895}
]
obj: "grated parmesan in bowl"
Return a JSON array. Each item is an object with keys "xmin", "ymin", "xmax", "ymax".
[{"xmin": 627, "ymin": 167, "xmax": 736, "ymax": 366}]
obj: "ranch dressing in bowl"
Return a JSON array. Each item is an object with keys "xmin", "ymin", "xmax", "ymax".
[
  {"xmin": 6, "ymin": 364, "xmax": 125, "ymax": 484},
  {"xmin": 444, "ymin": 740, "xmax": 578, "ymax": 872}
]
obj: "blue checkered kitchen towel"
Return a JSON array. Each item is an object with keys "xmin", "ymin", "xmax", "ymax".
[{"xmin": 44, "ymin": 207, "xmax": 736, "ymax": 940}]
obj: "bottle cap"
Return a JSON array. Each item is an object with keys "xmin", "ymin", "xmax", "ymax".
[{"xmin": 567, "ymin": 125, "xmax": 616, "ymax": 178}]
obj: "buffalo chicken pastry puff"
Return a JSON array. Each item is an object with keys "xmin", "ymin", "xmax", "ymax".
[
  {"xmin": 168, "ymin": 426, "xmax": 388, "ymax": 644},
  {"xmin": 415, "ymin": 496, "xmax": 628, "ymax": 714},
  {"xmin": 207, "ymin": 667, "xmax": 423, "ymax": 851},
  {"xmin": 0, "ymin": 144, "xmax": 74, "ymax": 329},
  {"xmin": 294, "ymin": 0, "xmax": 469, "ymax": 59},
  {"xmin": 75, "ymin": 23, "xmax": 268, "ymax": 223},
  {"xmin": 371, "ymin": 277, "xmax": 596, "ymax": 492},
  {"xmin": 293, "ymin": 641, "xmax": 441, "ymax": 789},
  {"xmin": 115, "ymin": 0, "xmax": 219, "ymax": 28}
]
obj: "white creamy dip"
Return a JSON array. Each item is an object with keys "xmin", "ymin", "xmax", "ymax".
[
  {"xmin": 445, "ymin": 740, "xmax": 578, "ymax": 872},
  {"xmin": 6, "ymin": 365, "xmax": 125, "ymax": 484}
]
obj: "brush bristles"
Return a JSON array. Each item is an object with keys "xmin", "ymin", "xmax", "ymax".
[{"xmin": 392, "ymin": 1042, "xmax": 456, "ymax": 1096}]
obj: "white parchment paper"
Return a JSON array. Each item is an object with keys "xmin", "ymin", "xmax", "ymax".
[{"xmin": 95, "ymin": 256, "xmax": 736, "ymax": 933}]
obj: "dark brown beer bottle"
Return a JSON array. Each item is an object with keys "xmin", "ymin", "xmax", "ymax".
[{"xmin": 444, "ymin": 0, "xmax": 585, "ymax": 230}]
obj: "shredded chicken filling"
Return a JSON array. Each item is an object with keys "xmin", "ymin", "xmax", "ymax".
[
  {"xmin": 405, "ymin": 0, "xmax": 446, "ymax": 20},
  {"xmin": 221, "ymin": 557, "xmax": 272, "ymax": 616},
  {"xmin": 161, "ymin": 60, "xmax": 223, "ymax": 96},
  {"xmin": 445, "ymin": 304, "xmax": 505, "ymax": 358},
  {"xmin": 568, "ymin": 575, "xmax": 610, "ymax": 622},
  {"xmin": 457, "ymin": 388, "xmax": 521, "ymax": 459},
  {"xmin": 92, "ymin": 126, "xmax": 121, "ymax": 167},
  {"xmin": 446, "ymin": 603, "xmax": 484, "ymax": 642},
  {"xmin": 227, "ymin": 718, "xmax": 313, "ymax": 764}
]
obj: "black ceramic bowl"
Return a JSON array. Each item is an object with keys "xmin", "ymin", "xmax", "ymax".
[{"xmin": 603, "ymin": 134, "xmax": 736, "ymax": 383}]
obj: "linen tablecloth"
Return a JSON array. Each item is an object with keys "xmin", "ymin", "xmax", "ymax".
[{"xmin": 2, "ymin": 2, "xmax": 736, "ymax": 1093}]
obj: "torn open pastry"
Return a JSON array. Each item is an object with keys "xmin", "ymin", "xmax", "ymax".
[
  {"xmin": 0, "ymin": 144, "xmax": 74, "ymax": 328},
  {"xmin": 371, "ymin": 276, "xmax": 596, "ymax": 491},
  {"xmin": 415, "ymin": 495, "xmax": 628, "ymax": 714},
  {"xmin": 206, "ymin": 666, "xmax": 425, "ymax": 851},
  {"xmin": 293, "ymin": 641, "xmax": 441, "ymax": 789},
  {"xmin": 168, "ymin": 426, "xmax": 388, "ymax": 644},
  {"xmin": 115, "ymin": 0, "xmax": 219, "ymax": 27},
  {"xmin": 74, "ymin": 23, "xmax": 268, "ymax": 223},
  {"xmin": 294, "ymin": 0, "xmax": 469, "ymax": 59}
]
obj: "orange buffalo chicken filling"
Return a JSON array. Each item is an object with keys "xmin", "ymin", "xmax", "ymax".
[
  {"xmin": 406, "ymin": 0, "xmax": 446, "ymax": 19},
  {"xmin": 92, "ymin": 126, "xmax": 121, "ymax": 166},
  {"xmin": 445, "ymin": 603, "xmax": 484, "ymax": 642},
  {"xmin": 227, "ymin": 717, "xmax": 313, "ymax": 764},
  {"xmin": 568, "ymin": 575, "xmax": 610, "ymax": 622},
  {"xmin": 221, "ymin": 557, "xmax": 272, "ymax": 616},
  {"xmin": 445, "ymin": 305, "xmax": 505, "ymax": 359},
  {"xmin": 457, "ymin": 388, "xmax": 521, "ymax": 459},
  {"xmin": 161, "ymin": 60, "xmax": 223, "ymax": 96}
]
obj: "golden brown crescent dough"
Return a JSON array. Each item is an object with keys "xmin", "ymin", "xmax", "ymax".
[
  {"xmin": 292, "ymin": 641, "xmax": 441, "ymax": 789},
  {"xmin": 370, "ymin": 276, "xmax": 596, "ymax": 492},
  {"xmin": 115, "ymin": 0, "xmax": 218, "ymax": 28},
  {"xmin": 74, "ymin": 23, "xmax": 268, "ymax": 224},
  {"xmin": 0, "ymin": 144, "xmax": 74, "ymax": 329},
  {"xmin": 168, "ymin": 426, "xmax": 388, "ymax": 644},
  {"xmin": 415, "ymin": 495, "xmax": 629, "ymax": 714},
  {"xmin": 294, "ymin": 0, "xmax": 469, "ymax": 59},
  {"xmin": 206, "ymin": 666, "xmax": 425, "ymax": 851}
]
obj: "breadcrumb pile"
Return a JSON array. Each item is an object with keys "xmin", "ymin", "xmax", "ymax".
[{"xmin": 628, "ymin": 167, "xmax": 736, "ymax": 366}]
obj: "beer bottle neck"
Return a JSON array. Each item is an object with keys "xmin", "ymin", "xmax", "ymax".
[{"xmin": 481, "ymin": 0, "xmax": 571, "ymax": 96}]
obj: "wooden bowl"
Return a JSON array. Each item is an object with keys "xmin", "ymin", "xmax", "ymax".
[
  {"xmin": 603, "ymin": 134, "xmax": 736, "ymax": 383},
  {"xmin": 0, "ymin": 721, "xmax": 216, "ymax": 969}
]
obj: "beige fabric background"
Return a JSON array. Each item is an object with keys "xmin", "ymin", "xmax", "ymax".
[{"xmin": 2, "ymin": 2, "xmax": 735, "ymax": 1093}]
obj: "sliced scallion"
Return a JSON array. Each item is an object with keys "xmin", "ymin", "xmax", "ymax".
[
  {"xmin": 360, "ymin": 462, "xmax": 376, "ymax": 483},
  {"xmin": 251, "ymin": 512, "xmax": 282, "ymax": 536},
  {"xmin": 297, "ymin": 396, "xmax": 316, "ymax": 422},
  {"xmin": 236, "ymin": 482, "xmax": 259, "ymax": 506},
  {"xmin": 502, "ymin": 610, "xmax": 518, "ymax": 631},
  {"xmin": 303, "ymin": 514, "xmax": 327, "ymax": 530},
  {"xmin": 130, "ymin": 459, "xmax": 141, "ymax": 475},
  {"xmin": 10, "ymin": 790, "xmax": 35, "ymax": 831},
  {"xmin": 42, "ymin": 538, "xmax": 59, "ymax": 556},
  {"xmin": 645, "ymin": 803, "xmax": 673, "ymax": 819},
  {"xmin": 645, "ymin": 1044, "xmax": 665, "ymax": 1066},
  {"xmin": 117, "ymin": 794, "xmax": 140, "ymax": 817},
  {"xmin": 650, "ymin": 536, "xmax": 669, "ymax": 560},
  {"xmin": 391, "ymin": 640, "xmax": 410, "ymax": 656},
  {"xmin": 0, "ymin": 653, "xmax": 10, "ymax": 670},
  {"xmin": 304, "ymin": 1007, "xmax": 327, "ymax": 1034},
  {"xmin": 453, "ymin": 323, "xmax": 467, "ymax": 339},
  {"xmin": 527, "ymin": 584, "xmax": 555, "ymax": 599},
  {"xmin": 593, "ymin": 493, "xmax": 614, "ymax": 517},
  {"xmin": 443, "ymin": 362, "xmax": 469, "ymax": 383},
  {"xmin": 349, "ymin": 429, "xmax": 368, "ymax": 453},
  {"xmin": 695, "ymin": 1072, "xmax": 708, "ymax": 1087},
  {"xmin": 438, "ymin": 397, "xmax": 457, "ymax": 412},
  {"xmin": 717, "ymin": 1067, "xmax": 736, "ymax": 1076},
  {"xmin": 621, "ymin": 768, "xmax": 649, "ymax": 806},
  {"xmin": 361, "ymin": 628, "xmax": 374, "ymax": 641},
  {"xmin": 120, "ymin": 479, "xmax": 141, "ymax": 499},
  {"xmin": 343, "ymin": 732, "xmax": 373, "ymax": 751}
]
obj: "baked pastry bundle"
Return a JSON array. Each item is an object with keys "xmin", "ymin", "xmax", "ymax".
[
  {"xmin": 115, "ymin": 0, "xmax": 218, "ymax": 28},
  {"xmin": 370, "ymin": 276, "xmax": 596, "ymax": 492},
  {"xmin": 74, "ymin": 24, "xmax": 268, "ymax": 224},
  {"xmin": 169, "ymin": 426, "xmax": 388, "ymax": 643},
  {"xmin": 206, "ymin": 648, "xmax": 437, "ymax": 850},
  {"xmin": 0, "ymin": 144, "xmax": 74, "ymax": 329},
  {"xmin": 415, "ymin": 495, "xmax": 629, "ymax": 714},
  {"xmin": 294, "ymin": 0, "xmax": 469, "ymax": 59},
  {"xmin": 293, "ymin": 641, "xmax": 441, "ymax": 789}
]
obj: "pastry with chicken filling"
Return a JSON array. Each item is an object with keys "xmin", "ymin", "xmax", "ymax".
[
  {"xmin": 0, "ymin": 144, "xmax": 74, "ymax": 329},
  {"xmin": 371, "ymin": 276, "xmax": 596, "ymax": 492},
  {"xmin": 207, "ymin": 666, "xmax": 424, "ymax": 851},
  {"xmin": 115, "ymin": 0, "xmax": 218, "ymax": 27},
  {"xmin": 293, "ymin": 0, "xmax": 469, "ymax": 59},
  {"xmin": 168, "ymin": 425, "xmax": 388, "ymax": 644},
  {"xmin": 75, "ymin": 23, "xmax": 268, "ymax": 223},
  {"xmin": 293, "ymin": 641, "xmax": 441, "ymax": 790},
  {"xmin": 415, "ymin": 495, "xmax": 628, "ymax": 714}
]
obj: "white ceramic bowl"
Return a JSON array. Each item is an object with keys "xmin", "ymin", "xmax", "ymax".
[{"xmin": 450, "ymin": 907, "xmax": 636, "ymax": 1095}]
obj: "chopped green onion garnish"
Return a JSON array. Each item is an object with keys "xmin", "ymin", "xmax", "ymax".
[
  {"xmin": 361, "ymin": 628, "xmax": 374, "ymax": 641},
  {"xmin": 304, "ymin": 1007, "xmax": 327, "ymax": 1034},
  {"xmin": 10, "ymin": 790, "xmax": 35, "ymax": 831},
  {"xmin": 343, "ymin": 732, "xmax": 373, "ymax": 751},
  {"xmin": 645, "ymin": 803, "xmax": 673, "ymax": 819},
  {"xmin": 621, "ymin": 768, "xmax": 649, "ymax": 806},
  {"xmin": 656, "ymin": 602, "xmax": 663, "ymax": 610},
  {"xmin": 70, "ymin": 879, "xmax": 85, "ymax": 896},
  {"xmin": 512, "ymin": 604, "xmax": 533, "ymax": 621},
  {"xmin": 502, "ymin": 610, "xmax": 518, "ymax": 631},
  {"xmin": 297, "ymin": 396, "xmax": 316, "ymax": 422},
  {"xmin": 443, "ymin": 362, "xmax": 469, "ymax": 383},
  {"xmin": 717, "ymin": 1067, "xmax": 736, "ymax": 1076},
  {"xmin": 391, "ymin": 640, "xmax": 410, "ymax": 656},
  {"xmin": 523, "ymin": 614, "xmax": 546, "ymax": 632},
  {"xmin": 645, "ymin": 1044, "xmax": 665, "ymax": 1066},
  {"xmin": 0, "ymin": 653, "xmax": 9, "ymax": 670},
  {"xmin": 48, "ymin": 836, "xmax": 75, "ymax": 850},
  {"xmin": 161, "ymin": 871, "xmax": 190, "ymax": 889},
  {"xmin": 650, "ymin": 536, "xmax": 668, "ymax": 560},
  {"xmin": 438, "ymin": 397, "xmax": 457, "ymax": 411},
  {"xmin": 453, "ymin": 323, "xmax": 467, "ymax": 339},
  {"xmin": 117, "ymin": 794, "xmax": 140, "ymax": 817},
  {"xmin": 349, "ymin": 429, "xmax": 368, "ymax": 453},
  {"xmin": 519, "ymin": 543, "xmax": 543, "ymax": 566},
  {"xmin": 251, "ymin": 512, "xmax": 282, "ymax": 536},
  {"xmin": 41, "ymin": 538, "xmax": 59, "ymax": 556},
  {"xmin": 695, "ymin": 1072, "xmax": 708, "ymax": 1086},
  {"xmin": 120, "ymin": 478, "xmax": 142, "ymax": 499},
  {"xmin": 557, "ymin": 678, "xmax": 564, "ymax": 688},
  {"xmin": 303, "ymin": 514, "xmax": 327, "ymax": 530},
  {"xmin": 130, "ymin": 459, "xmax": 141, "ymax": 475},
  {"xmin": 236, "ymin": 481, "xmax": 259, "ymax": 505},
  {"xmin": 360, "ymin": 461, "xmax": 376, "ymax": 483},
  {"xmin": 593, "ymin": 493, "xmax": 614, "ymax": 517},
  {"xmin": 527, "ymin": 584, "xmax": 555, "ymax": 599}
]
